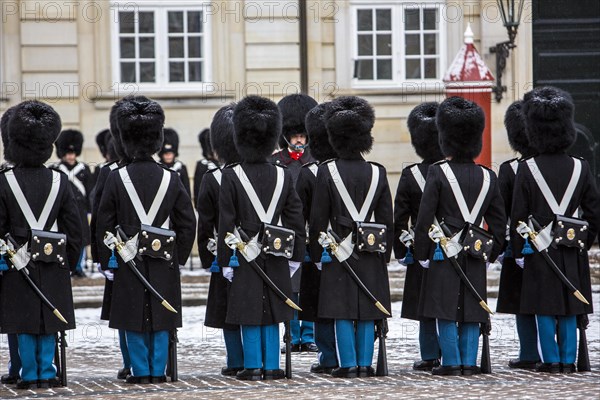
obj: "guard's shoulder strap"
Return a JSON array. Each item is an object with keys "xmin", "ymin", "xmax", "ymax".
[
  {"xmin": 108, "ymin": 162, "xmax": 119, "ymax": 171},
  {"xmin": 440, "ymin": 163, "xmax": 490, "ymax": 224},
  {"xmin": 58, "ymin": 163, "xmax": 87, "ymax": 197},
  {"xmin": 232, "ymin": 164, "xmax": 284, "ymax": 224},
  {"xmin": 211, "ymin": 168, "xmax": 222, "ymax": 185},
  {"xmin": 525, "ymin": 157, "xmax": 581, "ymax": 216},
  {"xmin": 327, "ymin": 161, "xmax": 379, "ymax": 222},
  {"xmin": 410, "ymin": 164, "xmax": 426, "ymax": 192},
  {"xmin": 509, "ymin": 159, "xmax": 519, "ymax": 174},
  {"xmin": 171, "ymin": 160, "xmax": 183, "ymax": 172},
  {"xmin": 118, "ymin": 166, "xmax": 171, "ymax": 228},
  {"xmin": 308, "ymin": 163, "xmax": 318, "ymax": 177},
  {"xmin": 5, "ymin": 169, "xmax": 61, "ymax": 231}
]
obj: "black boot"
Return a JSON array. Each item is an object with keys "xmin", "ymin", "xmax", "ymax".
[
  {"xmin": 508, "ymin": 359, "xmax": 538, "ymax": 370},
  {"xmin": 412, "ymin": 359, "xmax": 440, "ymax": 371},
  {"xmin": 331, "ymin": 366, "xmax": 358, "ymax": 378},
  {"xmin": 461, "ymin": 365, "xmax": 482, "ymax": 376},
  {"xmin": 117, "ymin": 367, "xmax": 131, "ymax": 380},
  {"xmin": 236, "ymin": 368, "xmax": 263, "ymax": 381},
  {"xmin": 357, "ymin": 366, "xmax": 375, "ymax": 378},
  {"xmin": 310, "ymin": 363, "xmax": 336, "ymax": 374},
  {"xmin": 37, "ymin": 377, "xmax": 61, "ymax": 388},
  {"xmin": 0, "ymin": 374, "xmax": 19, "ymax": 384},
  {"xmin": 125, "ymin": 375, "xmax": 150, "ymax": 384},
  {"xmin": 431, "ymin": 365, "xmax": 462, "ymax": 376},
  {"xmin": 535, "ymin": 362, "xmax": 561, "ymax": 373},
  {"xmin": 15, "ymin": 379, "xmax": 36, "ymax": 390},
  {"xmin": 263, "ymin": 369, "xmax": 285, "ymax": 380},
  {"xmin": 561, "ymin": 363, "xmax": 576, "ymax": 374},
  {"xmin": 221, "ymin": 366, "xmax": 244, "ymax": 376}
]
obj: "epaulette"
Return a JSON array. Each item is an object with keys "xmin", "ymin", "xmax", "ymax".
[
  {"xmin": 502, "ymin": 157, "xmax": 519, "ymax": 165},
  {"xmin": 274, "ymin": 162, "xmax": 288, "ymax": 169},
  {"xmin": 301, "ymin": 161, "xmax": 318, "ymax": 169},
  {"xmin": 319, "ymin": 158, "xmax": 336, "ymax": 165},
  {"xmin": 367, "ymin": 161, "xmax": 386, "ymax": 169},
  {"xmin": 402, "ymin": 162, "xmax": 419, "ymax": 171},
  {"xmin": 223, "ymin": 162, "xmax": 240, "ymax": 169},
  {"xmin": 433, "ymin": 159, "xmax": 448, "ymax": 165},
  {"xmin": 521, "ymin": 155, "xmax": 535, "ymax": 162},
  {"xmin": 157, "ymin": 162, "xmax": 172, "ymax": 171},
  {"xmin": 207, "ymin": 166, "xmax": 220, "ymax": 174},
  {"xmin": 569, "ymin": 154, "xmax": 585, "ymax": 161},
  {"xmin": 0, "ymin": 165, "xmax": 14, "ymax": 174}
]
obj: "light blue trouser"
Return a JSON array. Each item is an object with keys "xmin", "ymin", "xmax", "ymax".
[
  {"xmin": 535, "ymin": 315, "xmax": 577, "ymax": 364},
  {"xmin": 241, "ymin": 324, "xmax": 280, "ymax": 370},
  {"xmin": 516, "ymin": 314, "xmax": 540, "ymax": 362},
  {"xmin": 334, "ymin": 320, "xmax": 374, "ymax": 368},
  {"xmin": 223, "ymin": 327, "xmax": 244, "ymax": 369},
  {"xmin": 125, "ymin": 330, "xmax": 169, "ymax": 377},
  {"xmin": 17, "ymin": 334, "xmax": 56, "ymax": 382},
  {"xmin": 290, "ymin": 292, "xmax": 314, "ymax": 345},
  {"xmin": 436, "ymin": 319, "xmax": 479, "ymax": 367},
  {"xmin": 419, "ymin": 319, "xmax": 441, "ymax": 361},
  {"xmin": 314, "ymin": 320, "xmax": 337, "ymax": 367},
  {"xmin": 76, "ymin": 249, "xmax": 86, "ymax": 273},
  {"xmin": 118, "ymin": 329, "xmax": 131, "ymax": 369},
  {"xmin": 8, "ymin": 334, "xmax": 22, "ymax": 377}
]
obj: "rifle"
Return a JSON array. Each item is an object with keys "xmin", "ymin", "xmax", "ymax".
[
  {"xmin": 577, "ymin": 314, "xmax": 590, "ymax": 372},
  {"xmin": 284, "ymin": 321, "xmax": 292, "ymax": 379},
  {"xmin": 167, "ymin": 329, "xmax": 178, "ymax": 381},
  {"xmin": 480, "ymin": 319, "xmax": 491, "ymax": 374},
  {"xmin": 54, "ymin": 331, "xmax": 68, "ymax": 386},
  {"xmin": 375, "ymin": 319, "xmax": 388, "ymax": 376}
]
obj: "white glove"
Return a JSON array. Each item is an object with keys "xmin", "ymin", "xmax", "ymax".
[
  {"xmin": 515, "ymin": 257, "xmax": 525, "ymax": 269},
  {"xmin": 418, "ymin": 260, "xmax": 430, "ymax": 269},
  {"xmin": 97, "ymin": 264, "xmax": 114, "ymax": 281},
  {"xmin": 398, "ymin": 257, "xmax": 407, "ymax": 267},
  {"xmin": 496, "ymin": 252, "xmax": 505, "ymax": 265},
  {"xmin": 289, "ymin": 261, "xmax": 301, "ymax": 277},
  {"xmin": 486, "ymin": 261, "xmax": 491, "ymax": 270},
  {"xmin": 315, "ymin": 262, "xmax": 322, "ymax": 271},
  {"xmin": 222, "ymin": 266, "xmax": 234, "ymax": 282}
]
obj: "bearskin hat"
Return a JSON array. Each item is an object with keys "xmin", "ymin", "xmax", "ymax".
[
  {"xmin": 7, "ymin": 100, "xmax": 61, "ymax": 167},
  {"xmin": 407, "ymin": 102, "xmax": 444, "ymax": 162},
  {"xmin": 55, "ymin": 129, "xmax": 84, "ymax": 158},
  {"xmin": 277, "ymin": 94, "xmax": 318, "ymax": 149},
  {"xmin": 109, "ymin": 97, "xmax": 132, "ymax": 160},
  {"xmin": 522, "ymin": 86, "xmax": 576, "ymax": 154},
  {"xmin": 504, "ymin": 100, "xmax": 535, "ymax": 157},
  {"xmin": 198, "ymin": 128, "xmax": 212, "ymax": 159},
  {"xmin": 233, "ymin": 95, "xmax": 281, "ymax": 163},
  {"xmin": 1, "ymin": 106, "xmax": 16, "ymax": 162},
  {"xmin": 324, "ymin": 96, "xmax": 374, "ymax": 158},
  {"xmin": 96, "ymin": 129, "xmax": 110, "ymax": 159},
  {"xmin": 104, "ymin": 134, "xmax": 118, "ymax": 163},
  {"xmin": 305, "ymin": 103, "xmax": 337, "ymax": 162},
  {"xmin": 117, "ymin": 96, "xmax": 165, "ymax": 159},
  {"xmin": 436, "ymin": 97, "xmax": 484, "ymax": 160},
  {"xmin": 159, "ymin": 128, "xmax": 179, "ymax": 157},
  {"xmin": 210, "ymin": 103, "xmax": 242, "ymax": 165}
]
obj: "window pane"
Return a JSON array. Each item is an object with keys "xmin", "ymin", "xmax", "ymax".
[
  {"xmin": 120, "ymin": 37, "xmax": 135, "ymax": 58},
  {"xmin": 139, "ymin": 12, "xmax": 154, "ymax": 33},
  {"xmin": 357, "ymin": 9, "xmax": 372, "ymax": 31},
  {"xmin": 189, "ymin": 37, "xmax": 202, "ymax": 58},
  {"xmin": 358, "ymin": 34, "xmax": 373, "ymax": 56},
  {"xmin": 170, "ymin": 62, "xmax": 184, "ymax": 82},
  {"xmin": 139, "ymin": 37, "xmax": 155, "ymax": 58},
  {"xmin": 424, "ymin": 59, "xmax": 437, "ymax": 79},
  {"xmin": 377, "ymin": 59, "xmax": 392, "ymax": 79},
  {"xmin": 140, "ymin": 62, "xmax": 155, "ymax": 82},
  {"xmin": 376, "ymin": 9, "xmax": 391, "ymax": 30},
  {"xmin": 405, "ymin": 34, "xmax": 420, "ymax": 55},
  {"xmin": 406, "ymin": 59, "xmax": 421, "ymax": 79},
  {"xmin": 424, "ymin": 9, "xmax": 437, "ymax": 30},
  {"xmin": 120, "ymin": 62, "xmax": 136, "ymax": 83},
  {"xmin": 119, "ymin": 12, "xmax": 134, "ymax": 33},
  {"xmin": 169, "ymin": 37, "xmax": 184, "ymax": 58},
  {"xmin": 376, "ymin": 34, "xmax": 391, "ymax": 56},
  {"xmin": 189, "ymin": 61, "xmax": 202, "ymax": 81},
  {"xmin": 188, "ymin": 11, "xmax": 203, "ymax": 33},
  {"xmin": 424, "ymin": 34, "xmax": 437, "ymax": 55},
  {"xmin": 404, "ymin": 8, "xmax": 419, "ymax": 30},
  {"xmin": 168, "ymin": 11, "xmax": 184, "ymax": 33},
  {"xmin": 356, "ymin": 60, "xmax": 373, "ymax": 80}
]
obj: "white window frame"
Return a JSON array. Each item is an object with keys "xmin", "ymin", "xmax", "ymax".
[
  {"xmin": 110, "ymin": 0, "xmax": 213, "ymax": 93},
  {"xmin": 340, "ymin": 0, "xmax": 446, "ymax": 90}
]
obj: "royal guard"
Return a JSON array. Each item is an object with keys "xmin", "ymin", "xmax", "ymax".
[
  {"xmin": 217, "ymin": 95, "xmax": 306, "ymax": 381},
  {"xmin": 271, "ymin": 93, "xmax": 318, "ymax": 354},
  {"xmin": 511, "ymin": 87, "xmax": 599, "ymax": 373},
  {"xmin": 197, "ymin": 103, "xmax": 244, "ymax": 376},
  {"xmin": 413, "ymin": 97, "xmax": 506, "ymax": 376},
  {"xmin": 51, "ymin": 129, "xmax": 93, "ymax": 277},
  {"xmin": 495, "ymin": 100, "xmax": 540, "ymax": 369},
  {"xmin": 96, "ymin": 97, "xmax": 196, "ymax": 384},
  {"xmin": 393, "ymin": 102, "xmax": 443, "ymax": 371},
  {"xmin": 0, "ymin": 100, "xmax": 82, "ymax": 389},
  {"xmin": 295, "ymin": 102, "xmax": 339, "ymax": 373},
  {"xmin": 308, "ymin": 96, "xmax": 393, "ymax": 378},
  {"xmin": 159, "ymin": 128, "xmax": 191, "ymax": 198},
  {"xmin": 193, "ymin": 128, "xmax": 218, "ymax": 206}
]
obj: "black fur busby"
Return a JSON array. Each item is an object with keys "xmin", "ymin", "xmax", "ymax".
[
  {"xmin": 198, "ymin": 128, "xmax": 212, "ymax": 159},
  {"xmin": 436, "ymin": 97, "xmax": 485, "ymax": 160},
  {"xmin": 305, "ymin": 103, "xmax": 337, "ymax": 162},
  {"xmin": 104, "ymin": 134, "xmax": 118, "ymax": 163},
  {"xmin": 109, "ymin": 97, "xmax": 132, "ymax": 160},
  {"xmin": 55, "ymin": 129, "xmax": 84, "ymax": 158},
  {"xmin": 504, "ymin": 100, "xmax": 535, "ymax": 157},
  {"xmin": 277, "ymin": 94, "xmax": 318, "ymax": 149},
  {"xmin": 1, "ymin": 106, "xmax": 16, "ymax": 162},
  {"xmin": 117, "ymin": 96, "xmax": 165, "ymax": 159},
  {"xmin": 210, "ymin": 103, "xmax": 242, "ymax": 165},
  {"xmin": 7, "ymin": 100, "xmax": 61, "ymax": 167},
  {"xmin": 96, "ymin": 129, "xmax": 110, "ymax": 159},
  {"xmin": 159, "ymin": 128, "xmax": 179, "ymax": 157},
  {"xmin": 408, "ymin": 102, "xmax": 444, "ymax": 162},
  {"xmin": 233, "ymin": 95, "xmax": 281, "ymax": 163},
  {"xmin": 324, "ymin": 96, "xmax": 374, "ymax": 158},
  {"xmin": 522, "ymin": 86, "xmax": 576, "ymax": 154}
]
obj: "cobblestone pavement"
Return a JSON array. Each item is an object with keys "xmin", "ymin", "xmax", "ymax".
[{"xmin": 1, "ymin": 292, "xmax": 599, "ymax": 400}]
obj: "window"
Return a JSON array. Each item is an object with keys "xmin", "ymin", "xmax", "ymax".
[
  {"xmin": 112, "ymin": 2, "xmax": 211, "ymax": 90},
  {"xmin": 350, "ymin": 2, "xmax": 445, "ymax": 86}
]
